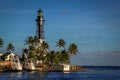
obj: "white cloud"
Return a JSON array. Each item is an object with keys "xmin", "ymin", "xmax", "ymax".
[
  {"xmin": 71, "ymin": 50, "xmax": 120, "ymax": 66},
  {"xmin": 0, "ymin": 9, "xmax": 34, "ymax": 14}
]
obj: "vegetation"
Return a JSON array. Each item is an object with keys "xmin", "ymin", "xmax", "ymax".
[
  {"xmin": 0, "ymin": 38, "xmax": 15, "ymax": 53},
  {"xmin": 22, "ymin": 48, "xmax": 29, "ymax": 61},
  {"xmin": 0, "ymin": 36, "xmax": 78, "ymax": 66},
  {"xmin": 24, "ymin": 36, "xmax": 49, "ymax": 64},
  {"xmin": 68, "ymin": 43, "xmax": 78, "ymax": 55},
  {"xmin": 23, "ymin": 36, "xmax": 78, "ymax": 66},
  {"xmin": 7, "ymin": 43, "xmax": 15, "ymax": 52},
  {"xmin": 56, "ymin": 39, "xmax": 66, "ymax": 51}
]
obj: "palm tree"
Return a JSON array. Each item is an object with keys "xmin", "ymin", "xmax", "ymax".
[
  {"xmin": 60, "ymin": 50, "xmax": 70, "ymax": 63},
  {"xmin": 29, "ymin": 45, "xmax": 36, "ymax": 52},
  {"xmin": 7, "ymin": 43, "xmax": 15, "ymax": 52},
  {"xmin": 24, "ymin": 36, "xmax": 34, "ymax": 46},
  {"xmin": 68, "ymin": 43, "xmax": 78, "ymax": 55},
  {"xmin": 23, "ymin": 48, "xmax": 29, "ymax": 53},
  {"xmin": 24, "ymin": 36, "xmax": 39, "ymax": 59},
  {"xmin": 33, "ymin": 36, "xmax": 40, "ymax": 46},
  {"xmin": 0, "ymin": 38, "xmax": 4, "ymax": 48},
  {"xmin": 47, "ymin": 51, "xmax": 60, "ymax": 65},
  {"xmin": 40, "ymin": 41, "xmax": 49, "ymax": 63},
  {"xmin": 35, "ymin": 47, "xmax": 42, "ymax": 60},
  {"xmin": 56, "ymin": 39, "xmax": 66, "ymax": 51},
  {"xmin": 25, "ymin": 36, "xmax": 40, "ymax": 52},
  {"xmin": 46, "ymin": 51, "xmax": 55, "ymax": 65},
  {"xmin": 40, "ymin": 41, "xmax": 49, "ymax": 55},
  {"xmin": 28, "ymin": 45, "xmax": 36, "ymax": 59},
  {"xmin": 22, "ymin": 48, "xmax": 29, "ymax": 61}
]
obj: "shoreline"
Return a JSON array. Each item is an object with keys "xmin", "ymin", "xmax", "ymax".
[{"xmin": 0, "ymin": 65, "xmax": 86, "ymax": 72}]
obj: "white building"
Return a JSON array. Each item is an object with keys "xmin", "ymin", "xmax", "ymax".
[
  {"xmin": 59, "ymin": 63, "xmax": 70, "ymax": 72},
  {"xmin": 2, "ymin": 51, "xmax": 20, "ymax": 61},
  {"xmin": 1, "ymin": 51, "xmax": 22, "ymax": 71}
]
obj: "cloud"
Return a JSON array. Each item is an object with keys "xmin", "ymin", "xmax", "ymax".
[
  {"xmin": 81, "ymin": 50, "xmax": 120, "ymax": 56},
  {"xmin": 0, "ymin": 9, "xmax": 34, "ymax": 14},
  {"xmin": 98, "ymin": 11, "xmax": 120, "ymax": 28},
  {"xmin": 79, "ymin": 35, "xmax": 104, "ymax": 39},
  {"xmin": 77, "ymin": 35, "xmax": 104, "ymax": 46},
  {"xmin": 71, "ymin": 49, "xmax": 120, "ymax": 66}
]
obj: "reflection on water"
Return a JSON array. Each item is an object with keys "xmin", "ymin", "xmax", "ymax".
[
  {"xmin": 0, "ymin": 71, "xmax": 47, "ymax": 80},
  {"xmin": 0, "ymin": 70, "xmax": 120, "ymax": 80}
]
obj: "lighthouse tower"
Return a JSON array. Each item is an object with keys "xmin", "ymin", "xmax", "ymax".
[{"xmin": 36, "ymin": 9, "xmax": 45, "ymax": 43}]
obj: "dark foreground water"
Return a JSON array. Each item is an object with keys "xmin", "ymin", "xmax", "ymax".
[{"xmin": 0, "ymin": 66, "xmax": 120, "ymax": 80}]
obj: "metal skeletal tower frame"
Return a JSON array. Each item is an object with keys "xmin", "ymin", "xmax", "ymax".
[{"xmin": 36, "ymin": 9, "xmax": 45, "ymax": 43}]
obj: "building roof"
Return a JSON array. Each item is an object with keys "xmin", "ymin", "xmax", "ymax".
[{"xmin": 1, "ymin": 51, "xmax": 21, "ymax": 60}]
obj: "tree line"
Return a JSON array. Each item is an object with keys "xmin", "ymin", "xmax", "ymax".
[
  {"xmin": 0, "ymin": 37, "xmax": 78, "ymax": 66},
  {"xmin": 0, "ymin": 38, "xmax": 15, "ymax": 52},
  {"xmin": 22, "ymin": 36, "xmax": 78, "ymax": 65}
]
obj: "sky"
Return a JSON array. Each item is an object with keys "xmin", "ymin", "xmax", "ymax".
[{"xmin": 0, "ymin": 0, "xmax": 120, "ymax": 66}]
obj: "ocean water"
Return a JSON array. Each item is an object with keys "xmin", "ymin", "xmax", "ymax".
[{"xmin": 0, "ymin": 66, "xmax": 120, "ymax": 80}]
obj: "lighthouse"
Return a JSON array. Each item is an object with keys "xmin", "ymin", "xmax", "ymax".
[{"xmin": 36, "ymin": 9, "xmax": 45, "ymax": 43}]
